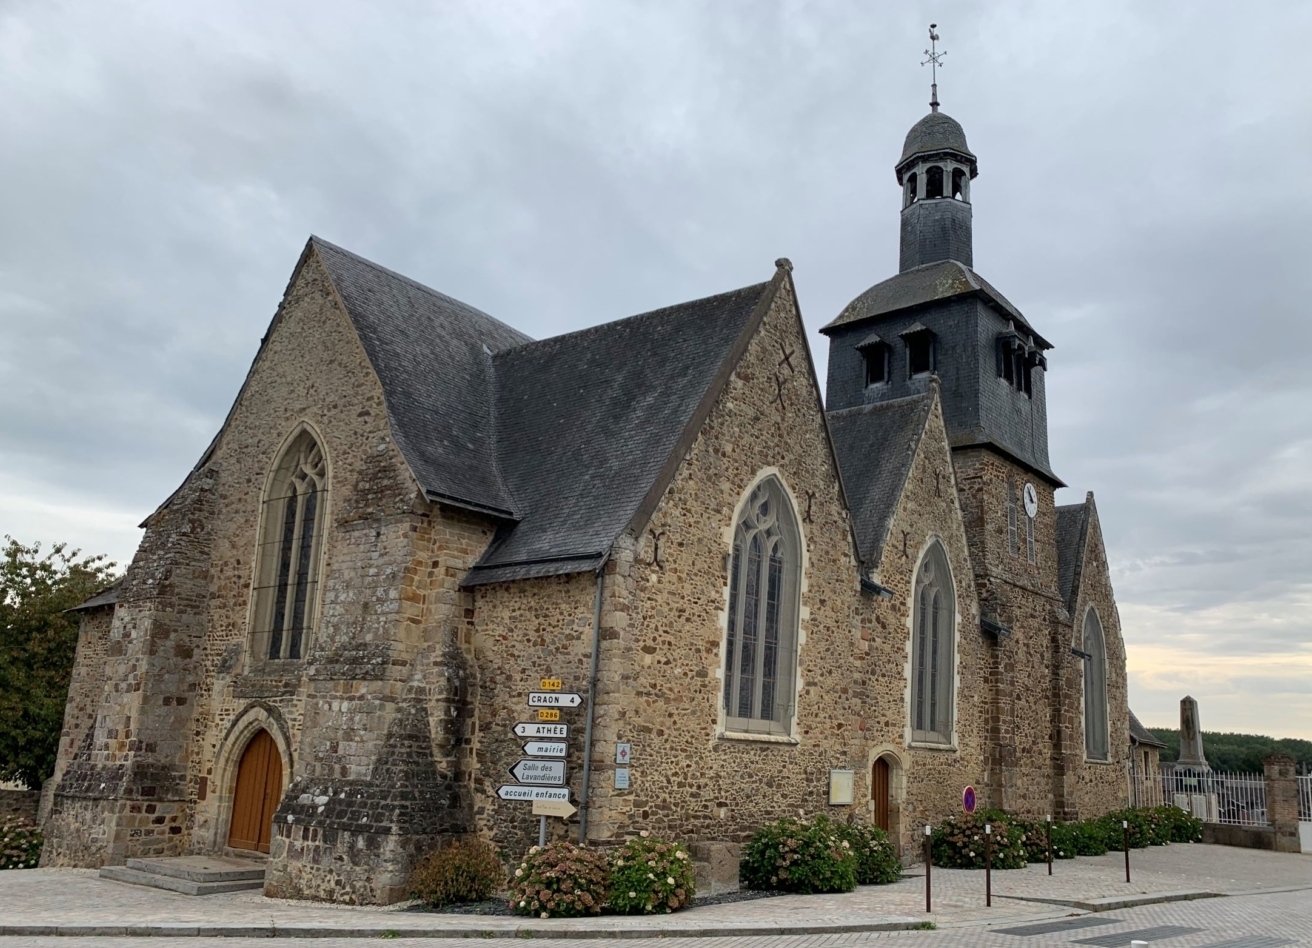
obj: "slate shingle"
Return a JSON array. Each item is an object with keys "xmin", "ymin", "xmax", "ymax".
[
  {"xmin": 823, "ymin": 259, "xmax": 1050, "ymax": 349},
  {"xmin": 1055, "ymin": 499, "xmax": 1091, "ymax": 610},
  {"xmin": 1129, "ymin": 709, "xmax": 1167, "ymax": 748},
  {"xmin": 312, "ymin": 237, "xmax": 532, "ymax": 517},
  {"xmin": 826, "ymin": 393, "xmax": 934, "ymax": 569},
  {"xmin": 464, "ymin": 281, "xmax": 775, "ymax": 585}
]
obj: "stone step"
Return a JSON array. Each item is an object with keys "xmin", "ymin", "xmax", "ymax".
[
  {"xmin": 99, "ymin": 865, "xmax": 265, "ymax": 897},
  {"xmin": 125, "ymin": 855, "xmax": 267, "ymax": 883}
]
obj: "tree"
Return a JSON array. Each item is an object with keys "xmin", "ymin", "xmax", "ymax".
[
  {"xmin": 0, "ymin": 538, "xmax": 117, "ymax": 789},
  {"xmin": 1149, "ymin": 727, "xmax": 1312, "ymax": 772}
]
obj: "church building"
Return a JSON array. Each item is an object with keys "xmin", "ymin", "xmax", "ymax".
[{"xmin": 45, "ymin": 93, "xmax": 1131, "ymax": 903}]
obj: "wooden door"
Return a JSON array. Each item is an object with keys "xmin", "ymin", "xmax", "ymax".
[
  {"xmin": 227, "ymin": 730, "xmax": 283, "ymax": 853},
  {"xmin": 872, "ymin": 758, "xmax": 891, "ymax": 831}
]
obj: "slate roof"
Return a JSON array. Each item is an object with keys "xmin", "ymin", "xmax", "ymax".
[
  {"xmin": 826, "ymin": 393, "xmax": 934, "ymax": 568},
  {"xmin": 311, "ymin": 238, "xmax": 533, "ymax": 517},
  {"xmin": 1055, "ymin": 498, "xmax": 1092, "ymax": 611},
  {"xmin": 898, "ymin": 111, "xmax": 977, "ymax": 177},
  {"xmin": 1129, "ymin": 709, "xmax": 1168, "ymax": 748},
  {"xmin": 464, "ymin": 280, "xmax": 777, "ymax": 585},
  {"xmin": 66, "ymin": 579, "xmax": 123, "ymax": 613},
  {"xmin": 822, "ymin": 259, "xmax": 1051, "ymax": 349}
]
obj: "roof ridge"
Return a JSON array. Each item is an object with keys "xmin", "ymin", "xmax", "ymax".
[
  {"xmin": 310, "ymin": 235, "xmax": 532, "ymax": 346},
  {"xmin": 826, "ymin": 391, "xmax": 934, "ymax": 418},
  {"xmin": 495, "ymin": 281, "xmax": 772, "ymax": 360}
]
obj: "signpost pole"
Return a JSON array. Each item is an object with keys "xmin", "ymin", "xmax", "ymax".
[
  {"xmin": 984, "ymin": 823, "xmax": 992, "ymax": 908},
  {"xmin": 1046, "ymin": 814, "xmax": 1052, "ymax": 875},
  {"xmin": 1123, "ymin": 820, "xmax": 1130, "ymax": 883},
  {"xmin": 924, "ymin": 825, "xmax": 932, "ymax": 914},
  {"xmin": 538, "ymin": 815, "xmax": 547, "ymax": 848}
]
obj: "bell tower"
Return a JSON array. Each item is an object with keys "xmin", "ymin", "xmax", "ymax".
[{"xmin": 897, "ymin": 25, "xmax": 977, "ymax": 271}]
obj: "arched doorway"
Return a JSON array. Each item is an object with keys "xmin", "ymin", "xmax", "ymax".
[
  {"xmin": 227, "ymin": 729, "xmax": 283, "ymax": 853},
  {"xmin": 872, "ymin": 758, "xmax": 891, "ymax": 831}
]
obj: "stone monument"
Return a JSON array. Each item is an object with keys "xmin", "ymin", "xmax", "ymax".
[{"xmin": 1177, "ymin": 695, "xmax": 1210, "ymax": 770}]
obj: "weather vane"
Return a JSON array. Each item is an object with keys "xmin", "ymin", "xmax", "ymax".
[{"xmin": 922, "ymin": 23, "xmax": 945, "ymax": 113}]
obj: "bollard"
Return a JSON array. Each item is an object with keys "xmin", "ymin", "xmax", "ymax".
[
  {"xmin": 924, "ymin": 824, "xmax": 933, "ymax": 914},
  {"xmin": 1123, "ymin": 820, "xmax": 1130, "ymax": 883},
  {"xmin": 984, "ymin": 823, "xmax": 993, "ymax": 907},
  {"xmin": 1046, "ymin": 814, "xmax": 1053, "ymax": 875}
]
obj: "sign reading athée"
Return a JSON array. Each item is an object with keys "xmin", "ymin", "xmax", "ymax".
[{"xmin": 513, "ymin": 722, "xmax": 569, "ymax": 739}]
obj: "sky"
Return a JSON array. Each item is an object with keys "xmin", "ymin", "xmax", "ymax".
[{"xmin": 2, "ymin": 0, "xmax": 1310, "ymax": 739}]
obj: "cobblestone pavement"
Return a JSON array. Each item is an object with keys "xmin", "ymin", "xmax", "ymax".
[
  {"xmin": 1, "ymin": 844, "xmax": 1309, "ymax": 938},
  {"xmin": 4, "ymin": 886, "xmax": 1312, "ymax": 947}
]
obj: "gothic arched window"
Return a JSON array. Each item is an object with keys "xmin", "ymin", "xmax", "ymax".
[
  {"xmin": 1083, "ymin": 607, "xmax": 1110, "ymax": 761},
  {"xmin": 911, "ymin": 541, "xmax": 955, "ymax": 744},
  {"xmin": 723, "ymin": 476, "xmax": 801, "ymax": 735},
  {"xmin": 251, "ymin": 431, "xmax": 327, "ymax": 662}
]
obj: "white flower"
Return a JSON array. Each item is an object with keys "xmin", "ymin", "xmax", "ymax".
[
  {"xmin": 519, "ymin": 901, "xmax": 526, "ymax": 907},
  {"xmin": 541, "ymin": 912, "xmax": 549, "ymax": 920},
  {"xmin": 648, "ymin": 873, "xmax": 655, "ymax": 880},
  {"xmin": 667, "ymin": 877, "xmax": 675, "ymax": 885},
  {"xmin": 640, "ymin": 830, "xmax": 650, "ymax": 838},
  {"xmin": 676, "ymin": 851, "xmax": 687, "ymax": 860},
  {"xmin": 841, "ymin": 841, "xmax": 850, "ymax": 849},
  {"xmin": 529, "ymin": 846, "xmax": 541, "ymax": 854},
  {"xmin": 629, "ymin": 891, "xmax": 637, "ymax": 898},
  {"xmin": 969, "ymin": 851, "xmax": 975, "ymax": 857}
]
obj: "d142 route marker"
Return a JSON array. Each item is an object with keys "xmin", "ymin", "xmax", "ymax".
[
  {"xmin": 497, "ymin": 785, "xmax": 570, "ymax": 802},
  {"xmin": 528, "ymin": 692, "xmax": 583, "ymax": 708},
  {"xmin": 522, "ymin": 740, "xmax": 567, "ymax": 758},
  {"xmin": 513, "ymin": 722, "xmax": 569, "ymax": 739},
  {"xmin": 510, "ymin": 758, "xmax": 566, "ymax": 786}
]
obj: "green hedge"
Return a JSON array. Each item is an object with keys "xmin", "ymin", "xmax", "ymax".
[{"xmin": 740, "ymin": 816, "xmax": 858, "ymax": 894}]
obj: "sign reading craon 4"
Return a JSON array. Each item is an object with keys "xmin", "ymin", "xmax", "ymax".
[{"xmin": 527, "ymin": 692, "xmax": 583, "ymax": 708}]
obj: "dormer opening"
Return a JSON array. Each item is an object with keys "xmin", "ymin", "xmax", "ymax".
[
  {"xmin": 901, "ymin": 324, "xmax": 936, "ymax": 378},
  {"xmin": 856, "ymin": 334, "xmax": 891, "ymax": 387},
  {"xmin": 925, "ymin": 165, "xmax": 945, "ymax": 200}
]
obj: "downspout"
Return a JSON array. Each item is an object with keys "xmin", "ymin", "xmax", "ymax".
[{"xmin": 577, "ymin": 562, "xmax": 607, "ymax": 843}]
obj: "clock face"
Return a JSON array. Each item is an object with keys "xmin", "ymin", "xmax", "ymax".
[{"xmin": 1022, "ymin": 482, "xmax": 1039, "ymax": 519}]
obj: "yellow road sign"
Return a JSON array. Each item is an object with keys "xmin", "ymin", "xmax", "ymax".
[
  {"xmin": 540, "ymin": 678, "xmax": 563, "ymax": 691},
  {"xmin": 537, "ymin": 708, "xmax": 560, "ymax": 721}
]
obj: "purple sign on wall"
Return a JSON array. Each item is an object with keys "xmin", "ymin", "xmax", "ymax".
[{"xmin": 963, "ymin": 785, "xmax": 977, "ymax": 814}]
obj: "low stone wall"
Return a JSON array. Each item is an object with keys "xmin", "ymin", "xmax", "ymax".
[
  {"xmin": 0, "ymin": 789, "xmax": 39, "ymax": 823},
  {"xmin": 1202, "ymin": 822, "xmax": 1278, "ymax": 851},
  {"xmin": 689, "ymin": 842, "xmax": 741, "ymax": 897}
]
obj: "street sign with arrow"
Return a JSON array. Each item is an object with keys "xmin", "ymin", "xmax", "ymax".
[
  {"xmin": 513, "ymin": 722, "xmax": 569, "ymax": 739},
  {"xmin": 522, "ymin": 740, "xmax": 567, "ymax": 758},
  {"xmin": 510, "ymin": 758, "xmax": 566, "ymax": 786},
  {"xmin": 497, "ymin": 785, "xmax": 570, "ymax": 802},
  {"xmin": 528, "ymin": 692, "xmax": 583, "ymax": 708}
]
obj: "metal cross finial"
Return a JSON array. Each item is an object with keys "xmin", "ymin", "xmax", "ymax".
[{"xmin": 921, "ymin": 23, "xmax": 945, "ymax": 113}]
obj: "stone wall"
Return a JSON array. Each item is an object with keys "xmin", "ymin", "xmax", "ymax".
[
  {"xmin": 0, "ymin": 789, "xmax": 39, "ymax": 823},
  {"xmin": 48, "ymin": 606, "xmax": 115, "ymax": 797},
  {"xmin": 1064, "ymin": 500, "xmax": 1130, "ymax": 818},
  {"xmin": 864, "ymin": 396, "xmax": 983, "ymax": 856}
]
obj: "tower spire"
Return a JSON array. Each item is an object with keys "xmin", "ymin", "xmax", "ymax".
[{"xmin": 922, "ymin": 23, "xmax": 945, "ymax": 113}]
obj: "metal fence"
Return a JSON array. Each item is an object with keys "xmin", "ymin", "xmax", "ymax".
[
  {"xmin": 1299, "ymin": 773, "xmax": 1312, "ymax": 822},
  {"xmin": 1130, "ymin": 766, "xmax": 1269, "ymax": 827}
]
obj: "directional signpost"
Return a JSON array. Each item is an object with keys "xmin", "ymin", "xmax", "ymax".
[{"xmin": 499, "ymin": 679, "xmax": 582, "ymax": 845}]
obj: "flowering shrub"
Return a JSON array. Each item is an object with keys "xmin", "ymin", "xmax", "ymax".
[
  {"xmin": 508, "ymin": 841, "xmax": 610, "ymax": 919},
  {"xmin": 409, "ymin": 836, "xmax": 504, "ymax": 907},
  {"xmin": 608, "ymin": 833, "xmax": 696, "ymax": 914},
  {"xmin": 930, "ymin": 813, "xmax": 1027, "ymax": 870},
  {"xmin": 0, "ymin": 817, "xmax": 42, "ymax": 870},
  {"xmin": 740, "ymin": 816, "xmax": 857, "ymax": 894},
  {"xmin": 1154, "ymin": 805, "xmax": 1202, "ymax": 843},
  {"xmin": 829, "ymin": 821, "xmax": 902, "ymax": 885}
]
